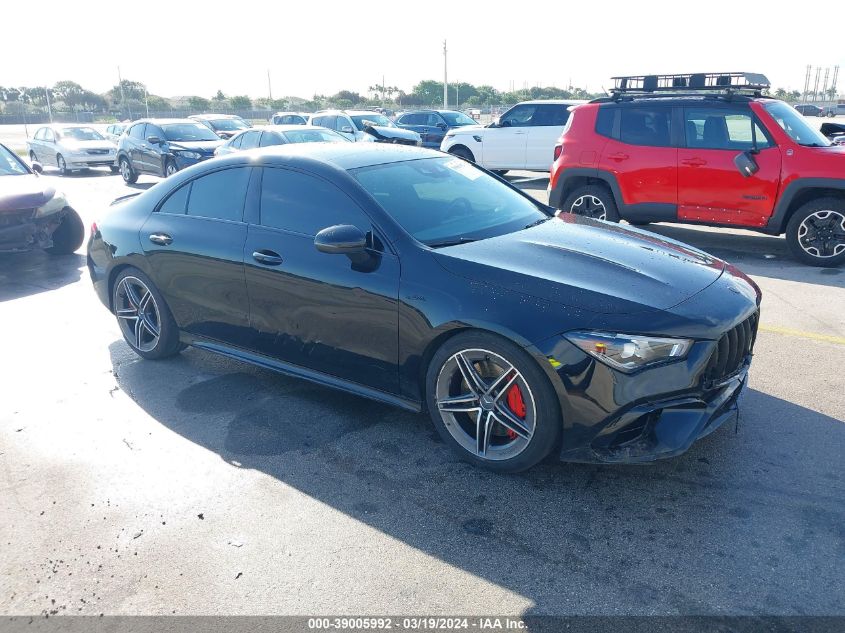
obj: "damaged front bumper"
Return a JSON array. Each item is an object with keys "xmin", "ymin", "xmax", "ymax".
[{"xmin": 0, "ymin": 207, "xmax": 68, "ymax": 253}]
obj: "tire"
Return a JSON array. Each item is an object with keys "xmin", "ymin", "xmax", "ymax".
[
  {"xmin": 448, "ymin": 145, "xmax": 475, "ymax": 162},
  {"xmin": 561, "ymin": 184, "xmax": 620, "ymax": 222},
  {"xmin": 45, "ymin": 208, "xmax": 84, "ymax": 255},
  {"xmin": 785, "ymin": 198, "xmax": 845, "ymax": 267},
  {"xmin": 111, "ymin": 268, "xmax": 183, "ymax": 360},
  {"xmin": 110, "ymin": 165, "xmax": 120, "ymax": 174},
  {"xmin": 119, "ymin": 156, "xmax": 137, "ymax": 184},
  {"xmin": 29, "ymin": 151, "xmax": 37, "ymax": 163},
  {"xmin": 492, "ymin": 169, "xmax": 509, "ymax": 177},
  {"xmin": 425, "ymin": 331, "xmax": 561, "ymax": 473},
  {"xmin": 164, "ymin": 159, "xmax": 178, "ymax": 177},
  {"xmin": 57, "ymin": 154, "xmax": 68, "ymax": 176}
]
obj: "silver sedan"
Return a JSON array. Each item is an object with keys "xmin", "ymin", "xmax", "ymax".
[
  {"xmin": 27, "ymin": 125, "xmax": 118, "ymax": 175},
  {"xmin": 214, "ymin": 124, "xmax": 351, "ymax": 156}
]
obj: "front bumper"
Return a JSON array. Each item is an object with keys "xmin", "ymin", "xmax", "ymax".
[
  {"xmin": 66, "ymin": 152, "xmax": 117, "ymax": 169},
  {"xmin": 0, "ymin": 208, "xmax": 67, "ymax": 253}
]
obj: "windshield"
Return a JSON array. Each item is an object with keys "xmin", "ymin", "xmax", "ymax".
[
  {"xmin": 58, "ymin": 127, "xmax": 105, "ymax": 141},
  {"xmin": 209, "ymin": 118, "xmax": 250, "ymax": 132},
  {"xmin": 440, "ymin": 111, "xmax": 476, "ymax": 126},
  {"xmin": 352, "ymin": 156, "xmax": 548, "ymax": 246},
  {"xmin": 162, "ymin": 123, "xmax": 221, "ymax": 142},
  {"xmin": 765, "ymin": 102, "xmax": 831, "ymax": 147},
  {"xmin": 282, "ymin": 129, "xmax": 351, "ymax": 144},
  {"xmin": 351, "ymin": 114, "xmax": 394, "ymax": 130},
  {"xmin": 0, "ymin": 145, "xmax": 29, "ymax": 176}
]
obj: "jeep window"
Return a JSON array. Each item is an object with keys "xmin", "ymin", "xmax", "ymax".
[
  {"xmin": 596, "ymin": 106, "xmax": 614, "ymax": 138},
  {"xmin": 765, "ymin": 102, "xmax": 831, "ymax": 147},
  {"xmin": 684, "ymin": 109, "xmax": 772, "ymax": 151},
  {"xmin": 0, "ymin": 144, "xmax": 28, "ymax": 175},
  {"xmin": 619, "ymin": 107, "xmax": 671, "ymax": 147}
]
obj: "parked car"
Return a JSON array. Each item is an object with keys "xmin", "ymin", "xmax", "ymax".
[
  {"xmin": 88, "ymin": 143, "xmax": 760, "ymax": 472},
  {"xmin": 395, "ymin": 109, "xmax": 478, "ymax": 149},
  {"xmin": 116, "ymin": 119, "xmax": 224, "ymax": 184},
  {"xmin": 27, "ymin": 125, "xmax": 118, "ymax": 176},
  {"xmin": 549, "ymin": 72, "xmax": 845, "ymax": 267},
  {"xmin": 441, "ymin": 100, "xmax": 583, "ymax": 173},
  {"xmin": 214, "ymin": 125, "xmax": 350, "ymax": 156},
  {"xmin": 794, "ymin": 104, "xmax": 823, "ymax": 117},
  {"xmin": 820, "ymin": 121, "xmax": 845, "ymax": 142},
  {"xmin": 310, "ymin": 110, "xmax": 421, "ymax": 145},
  {"xmin": 0, "ymin": 142, "xmax": 84, "ymax": 254},
  {"xmin": 189, "ymin": 114, "xmax": 252, "ymax": 139},
  {"xmin": 104, "ymin": 123, "xmax": 127, "ymax": 143},
  {"xmin": 270, "ymin": 112, "xmax": 310, "ymax": 125}
]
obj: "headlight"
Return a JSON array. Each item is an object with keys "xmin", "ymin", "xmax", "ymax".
[
  {"xmin": 175, "ymin": 151, "xmax": 202, "ymax": 159},
  {"xmin": 564, "ymin": 331, "xmax": 692, "ymax": 373}
]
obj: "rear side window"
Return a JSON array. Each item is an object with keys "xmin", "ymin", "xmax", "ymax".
[
  {"xmin": 159, "ymin": 183, "xmax": 190, "ymax": 214},
  {"xmin": 259, "ymin": 132, "xmax": 285, "ymax": 147},
  {"xmin": 619, "ymin": 107, "xmax": 671, "ymax": 147},
  {"xmin": 230, "ymin": 133, "xmax": 245, "ymax": 149},
  {"xmin": 595, "ymin": 106, "xmax": 615, "ymax": 137},
  {"xmin": 530, "ymin": 104, "xmax": 570, "ymax": 126},
  {"xmin": 240, "ymin": 131, "xmax": 261, "ymax": 150},
  {"xmin": 186, "ymin": 168, "xmax": 250, "ymax": 222},
  {"xmin": 259, "ymin": 168, "xmax": 370, "ymax": 236}
]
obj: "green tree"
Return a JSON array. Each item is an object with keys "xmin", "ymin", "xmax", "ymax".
[
  {"xmin": 412, "ymin": 80, "xmax": 444, "ymax": 105},
  {"xmin": 108, "ymin": 80, "xmax": 147, "ymax": 103},
  {"xmin": 230, "ymin": 95, "xmax": 252, "ymax": 109},
  {"xmin": 146, "ymin": 95, "xmax": 170, "ymax": 111},
  {"xmin": 52, "ymin": 81, "xmax": 86, "ymax": 108},
  {"xmin": 214, "ymin": 89, "xmax": 226, "ymax": 101},
  {"xmin": 333, "ymin": 90, "xmax": 362, "ymax": 104},
  {"xmin": 187, "ymin": 96, "xmax": 211, "ymax": 111}
]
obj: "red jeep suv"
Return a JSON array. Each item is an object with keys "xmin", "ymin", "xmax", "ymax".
[{"xmin": 549, "ymin": 72, "xmax": 845, "ymax": 266}]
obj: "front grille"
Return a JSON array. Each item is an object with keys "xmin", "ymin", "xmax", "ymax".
[
  {"xmin": 86, "ymin": 149, "xmax": 110, "ymax": 155},
  {"xmin": 702, "ymin": 311, "xmax": 759, "ymax": 386}
]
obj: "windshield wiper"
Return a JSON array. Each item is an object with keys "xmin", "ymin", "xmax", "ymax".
[
  {"xmin": 426, "ymin": 237, "xmax": 478, "ymax": 248},
  {"xmin": 523, "ymin": 217, "xmax": 550, "ymax": 229}
]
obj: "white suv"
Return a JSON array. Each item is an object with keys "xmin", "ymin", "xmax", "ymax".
[{"xmin": 440, "ymin": 100, "xmax": 583, "ymax": 172}]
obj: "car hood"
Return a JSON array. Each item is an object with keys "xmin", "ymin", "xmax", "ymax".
[
  {"xmin": 59, "ymin": 139, "xmax": 115, "ymax": 151},
  {"xmin": 0, "ymin": 175, "xmax": 56, "ymax": 212},
  {"xmin": 362, "ymin": 125, "xmax": 421, "ymax": 142},
  {"xmin": 447, "ymin": 124, "xmax": 485, "ymax": 135},
  {"xmin": 433, "ymin": 214, "xmax": 726, "ymax": 315},
  {"xmin": 167, "ymin": 140, "xmax": 223, "ymax": 153}
]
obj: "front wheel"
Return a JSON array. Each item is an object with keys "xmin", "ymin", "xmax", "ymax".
[
  {"xmin": 57, "ymin": 154, "xmax": 69, "ymax": 176},
  {"xmin": 112, "ymin": 268, "xmax": 183, "ymax": 360},
  {"xmin": 785, "ymin": 199, "xmax": 845, "ymax": 267},
  {"xmin": 45, "ymin": 208, "xmax": 84, "ymax": 255},
  {"xmin": 561, "ymin": 184, "xmax": 620, "ymax": 222},
  {"xmin": 448, "ymin": 146, "xmax": 475, "ymax": 162},
  {"xmin": 164, "ymin": 159, "xmax": 178, "ymax": 177},
  {"xmin": 425, "ymin": 332, "xmax": 561, "ymax": 472}
]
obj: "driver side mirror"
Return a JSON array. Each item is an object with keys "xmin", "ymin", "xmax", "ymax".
[
  {"xmin": 146, "ymin": 136, "xmax": 163, "ymax": 145},
  {"xmin": 734, "ymin": 151, "xmax": 759, "ymax": 177},
  {"xmin": 315, "ymin": 224, "xmax": 367, "ymax": 255},
  {"xmin": 31, "ymin": 162, "xmax": 43, "ymax": 174},
  {"xmin": 340, "ymin": 126, "xmax": 355, "ymax": 134}
]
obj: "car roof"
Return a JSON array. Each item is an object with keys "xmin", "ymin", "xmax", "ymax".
[
  {"xmin": 220, "ymin": 142, "xmax": 441, "ymax": 170},
  {"xmin": 133, "ymin": 118, "xmax": 201, "ymax": 125},
  {"xmin": 238, "ymin": 125, "xmax": 334, "ymax": 134},
  {"xmin": 190, "ymin": 113, "xmax": 242, "ymax": 120},
  {"xmin": 516, "ymin": 99, "xmax": 587, "ymax": 105}
]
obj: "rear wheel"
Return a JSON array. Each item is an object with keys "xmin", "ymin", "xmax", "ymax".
[
  {"xmin": 45, "ymin": 208, "xmax": 84, "ymax": 255},
  {"xmin": 29, "ymin": 151, "xmax": 37, "ymax": 163},
  {"xmin": 425, "ymin": 331, "xmax": 561, "ymax": 472},
  {"xmin": 119, "ymin": 156, "xmax": 137, "ymax": 184},
  {"xmin": 112, "ymin": 268, "xmax": 183, "ymax": 360},
  {"xmin": 561, "ymin": 184, "xmax": 620, "ymax": 222},
  {"xmin": 785, "ymin": 198, "xmax": 845, "ymax": 267},
  {"xmin": 448, "ymin": 146, "xmax": 475, "ymax": 162}
]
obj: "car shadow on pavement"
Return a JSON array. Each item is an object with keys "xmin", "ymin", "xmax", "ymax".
[
  {"xmin": 109, "ymin": 341, "xmax": 844, "ymax": 617},
  {"xmin": 0, "ymin": 251, "xmax": 85, "ymax": 302}
]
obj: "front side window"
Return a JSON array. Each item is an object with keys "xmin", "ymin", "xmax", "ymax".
[
  {"xmin": 145, "ymin": 125, "xmax": 164, "ymax": 140},
  {"xmin": 129, "ymin": 124, "xmax": 147, "ymax": 140},
  {"xmin": 352, "ymin": 156, "xmax": 547, "ymax": 246},
  {"xmin": 186, "ymin": 167, "xmax": 250, "ymax": 221},
  {"xmin": 34, "ymin": 128, "xmax": 46, "ymax": 140},
  {"xmin": 44, "ymin": 129, "xmax": 55, "ymax": 142},
  {"xmin": 765, "ymin": 101, "xmax": 830, "ymax": 147},
  {"xmin": 619, "ymin": 107, "xmax": 671, "ymax": 147},
  {"xmin": 684, "ymin": 108, "xmax": 771, "ymax": 150},
  {"xmin": 499, "ymin": 104, "xmax": 537, "ymax": 128},
  {"xmin": 440, "ymin": 111, "xmax": 476, "ymax": 126},
  {"xmin": 260, "ymin": 168, "xmax": 370, "ymax": 236}
]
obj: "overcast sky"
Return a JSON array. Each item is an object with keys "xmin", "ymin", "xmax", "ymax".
[{"xmin": 5, "ymin": 1, "xmax": 843, "ymax": 99}]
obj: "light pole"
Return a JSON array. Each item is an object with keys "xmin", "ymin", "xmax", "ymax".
[{"xmin": 443, "ymin": 40, "xmax": 448, "ymax": 109}]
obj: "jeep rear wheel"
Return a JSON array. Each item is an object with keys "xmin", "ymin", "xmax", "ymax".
[
  {"xmin": 561, "ymin": 185, "xmax": 620, "ymax": 222},
  {"xmin": 786, "ymin": 198, "xmax": 845, "ymax": 267}
]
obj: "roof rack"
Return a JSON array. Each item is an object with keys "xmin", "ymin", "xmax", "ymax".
[{"xmin": 609, "ymin": 72, "xmax": 770, "ymax": 99}]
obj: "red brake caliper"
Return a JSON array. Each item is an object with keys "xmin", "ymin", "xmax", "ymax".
[{"xmin": 505, "ymin": 382, "xmax": 526, "ymax": 440}]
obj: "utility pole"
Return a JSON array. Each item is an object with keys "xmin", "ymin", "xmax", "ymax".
[
  {"xmin": 443, "ymin": 40, "xmax": 448, "ymax": 109},
  {"xmin": 44, "ymin": 86, "xmax": 53, "ymax": 123},
  {"xmin": 813, "ymin": 67, "xmax": 821, "ymax": 102},
  {"xmin": 832, "ymin": 66, "xmax": 840, "ymax": 102},
  {"xmin": 144, "ymin": 86, "xmax": 150, "ymax": 117},
  {"xmin": 117, "ymin": 66, "xmax": 130, "ymax": 120},
  {"xmin": 821, "ymin": 67, "xmax": 830, "ymax": 105},
  {"xmin": 803, "ymin": 65, "xmax": 811, "ymax": 103},
  {"xmin": 267, "ymin": 69, "xmax": 273, "ymax": 102},
  {"xmin": 382, "ymin": 74, "xmax": 385, "ymax": 104}
]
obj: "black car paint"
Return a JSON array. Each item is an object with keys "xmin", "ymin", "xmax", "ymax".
[
  {"xmin": 395, "ymin": 110, "xmax": 469, "ymax": 148},
  {"xmin": 88, "ymin": 144, "xmax": 761, "ymax": 463},
  {"xmin": 117, "ymin": 120, "xmax": 223, "ymax": 177}
]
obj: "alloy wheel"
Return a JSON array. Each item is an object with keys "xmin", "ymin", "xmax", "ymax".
[
  {"xmin": 115, "ymin": 276, "xmax": 161, "ymax": 352},
  {"xmin": 435, "ymin": 348, "xmax": 536, "ymax": 461},
  {"xmin": 797, "ymin": 210, "xmax": 845, "ymax": 258},
  {"xmin": 57, "ymin": 155, "xmax": 67, "ymax": 175},
  {"xmin": 570, "ymin": 194, "xmax": 607, "ymax": 220}
]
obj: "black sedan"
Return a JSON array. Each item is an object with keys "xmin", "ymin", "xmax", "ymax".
[{"xmin": 87, "ymin": 144, "xmax": 761, "ymax": 472}]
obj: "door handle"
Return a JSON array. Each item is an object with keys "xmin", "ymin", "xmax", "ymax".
[
  {"xmin": 513, "ymin": 130, "xmax": 528, "ymax": 135},
  {"xmin": 252, "ymin": 250, "xmax": 283, "ymax": 266},
  {"xmin": 681, "ymin": 158, "xmax": 707, "ymax": 167},
  {"xmin": 149, "ymin": 233, "xmax": 173, "ymax": 246},
  {"xmin": 608, "ymin": 152, "xmax": 629, "ymax": 162}
]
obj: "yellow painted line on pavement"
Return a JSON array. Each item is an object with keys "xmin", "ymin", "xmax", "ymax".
[{"xmin": 758, "ymin": 324, "xmax": 845, "ymax": 346}]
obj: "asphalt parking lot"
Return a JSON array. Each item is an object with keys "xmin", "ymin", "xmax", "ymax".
[{"xmin": 1, "ymin": 164, "xmax": 843, "ymax": 619}]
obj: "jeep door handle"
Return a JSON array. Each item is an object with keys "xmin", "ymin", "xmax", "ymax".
[
  {"xmin": 149, "ymin": 233, "xmax": 173, "ymax": 246},
  {"xmin": 608, "ymin": 153, "xmax": 629, "ymax": 162},
  {"xmin": 681, "ymin": 158, "xmax": 707, "ymax": 167},
  {"xmin": 252, "ymin": 250, "xmax": 283, "ymax": 266}
]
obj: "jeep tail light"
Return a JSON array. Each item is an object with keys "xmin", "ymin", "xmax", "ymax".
[{"xmin": 553, "ymin": 144, "xmax": 563, "ymax": 161}]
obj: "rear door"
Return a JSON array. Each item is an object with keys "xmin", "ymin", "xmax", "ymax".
[
  {"xmin": 525, "ymin": 103, "xmax": 570, "ymax": 170},
  {"xmin": 482, "ymin": 103, "xmax": 534, "ymax": 169},
  {"xmin": 396, "ymin": 113, "xmax": 428, "ymax": 144},
  {"xmin": 423, "ymin": 113, "xmax": 448, "ymax": 148},
  {"xmin": 597, "ymin": 105, "xmax": 677, "ymax": 220},
  {"xmin": 127, "ymin": 123, "xmax": 147, "ymax": 172},
  {"xmin": 677, "ymin": 106, "xmax": 780, "ymax": 227},
  {"xmin": 142, "ymin": 124, "xmax": 166, "ymax": 175},
  {"xmin": 140, "ymin": 166, "xmax": 253, "ymax": 346}
]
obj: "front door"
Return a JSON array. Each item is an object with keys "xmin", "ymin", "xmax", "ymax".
[
  {"xmin": 140, "ymin": 166, "xmax": 253, "ymax": 346},
  {"xmin": 677, "ymin": 106, "xmax": 781, "ymax": 228},
  {"xmin": 243, "ymin": 166, "xmax": 400, "ymax": 393},
  {"xmin": 482, "ymin": 103, "xmax": 536, "ymax": 169}
]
